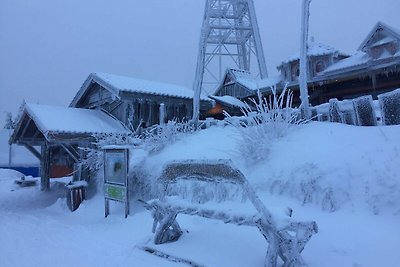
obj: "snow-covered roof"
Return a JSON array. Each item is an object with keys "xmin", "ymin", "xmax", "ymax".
[
  {"xmin": 23, "ymin": 103, "xmax": 129, "ymax": 137},
  {"xmin": 323, "ymin": 51, "xmax": 369, "ymax": 73},
  {"xmin": 323, "ymin": 50, "xmax": 400, "ymax": 75},
  {"xmin": 226, "ymin": 69, "xmax": 280, "ymax": 91},
  {"xmin": 321, "ymin": 22, "xmax": 400, "ymax": 76},
  {"xmin": 209, "ymin": 95, "xmax": 247, "ymax": 108},
  {"xmin": 71, "ymin": 72, "xmax": 210, "ymax": 107},
  {"xmin": 281, "ymin": 42, "xmax": 349, "ymax": 64},
  {"xmin": 358, "ymin": 21, "xmax": 400, "ymax": 52},
  {"xmin": 236, "ymin": 76, "xmax": 281, "ymax": 91}
]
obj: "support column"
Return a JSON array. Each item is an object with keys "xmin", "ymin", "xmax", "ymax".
[
  {"xmin": 40, "ymin": 143, "xmax": 51, "ymax": 191},
  {"xmin": 159, "ymin": 103, "xmax": 165, "ymax": 125}
]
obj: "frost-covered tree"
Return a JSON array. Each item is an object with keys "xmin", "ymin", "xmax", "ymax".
[{"xmin": 3, "ymin": 112, "xmax": 15, "ymax": 129}]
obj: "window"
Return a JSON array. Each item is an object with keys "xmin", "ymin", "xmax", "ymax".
[
  {"xmin": 315, "ymin": 61, "xmax": 325, "ymax": 73},
  {"xmin": 370, "ymin": 46, "xmax": 383, "ymax": 59},
  {"xmin": 386, "ymin": 42, "xmax": 398, "ymax": 55}
]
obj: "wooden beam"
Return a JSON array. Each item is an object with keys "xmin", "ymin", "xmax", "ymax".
[
  {"xmin": 60, "ymin": 144, "xmax": 80, "ymax": 163},
  {"xmin": 22, "ymin": 143, "xmax": 42, "ymax": 161},
  {"xmin": 19, "ymin": 117, "xmax": 32, "ymax": 140}
]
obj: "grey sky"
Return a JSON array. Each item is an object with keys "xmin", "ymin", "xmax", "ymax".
[{"xmin": 1, "ymin": 0, "xmax": 399, "ymax": 125}]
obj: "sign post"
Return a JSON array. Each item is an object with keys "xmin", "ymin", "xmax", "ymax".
[{"xmin": 104, "ymin": 147, "xmax": 129, "ymax": 218}]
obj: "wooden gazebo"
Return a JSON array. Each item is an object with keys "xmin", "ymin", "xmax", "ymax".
[{"xmin": 10, "ymin": 103, "xmax": 130, "ymax": 190}]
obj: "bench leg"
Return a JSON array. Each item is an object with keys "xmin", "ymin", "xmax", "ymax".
[
  {"xmin": 256, "ymin": 220, "xmax": 278, "ymax": 267},
  {"xmin": 154, "ymin": 211, "xmax": 183, "ymax": 245},
  {"xmin": 265, "ymin": 236, "xmax": 278, "ymax": 267},
  {"xmin": 257, "ymin": 219, "xmax": 318, "ymax": 267}
]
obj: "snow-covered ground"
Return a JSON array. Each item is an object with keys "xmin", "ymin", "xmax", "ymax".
[{"xmin": 1, "ymin": 122, "xmax": 400, "ymax": 267}]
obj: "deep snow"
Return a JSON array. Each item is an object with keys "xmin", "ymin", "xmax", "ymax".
[{"xmin": 1, "ymin": 122, "xmax": 400, "ymax": 267}]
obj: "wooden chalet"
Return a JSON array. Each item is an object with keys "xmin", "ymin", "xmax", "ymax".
[
  {"xmin": 11, "ymin": 73, "xmax": 213, "ymax": 191},
  {"xmin": 214, "ymin": 21, "xmax": 400, "ymax": 109},
  {"xmin": 71, "ymin": 73, "xmax": 212, "ymax": 129},
  {"xmin": 214, "ymin": 69, "xmax": 281, "ymax": 100},
  {"xmin": 277, "ymin": 21, "xmax": 400, "ymax": 105},
  {"xmin": 311, "ymin": 22, "xmax": 400, "ymax": 103},
  {"xmin": 209, "ymin": 69, "xmax": 280, "ymax": 117}
]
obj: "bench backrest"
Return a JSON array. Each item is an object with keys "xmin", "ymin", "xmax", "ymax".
[{"xmin": 158, "ymin": 160, "xmax": 276, "ymax": 225}]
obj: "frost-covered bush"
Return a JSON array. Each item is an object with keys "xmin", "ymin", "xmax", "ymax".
[
  {"xmin": 262, "ymin": 158, "xmax": 400, "ymax": 214},
  {"xmin": 3, "ymin": 112, "xmax": 15, "ymax": 129},
  {"xmin": 267, "ymin": 163, "xmax": 350, "ymax": 212},
  {"xmin": 81, "ymin": 132, "xmax": 140, "ymax": 173},
  {"xmin": 225, "ymin": 87, "xmax": 305, "ymax": 165},
  {"xmin": 142, "ymin": 119, "xmax": 196, "ymax": 153}
]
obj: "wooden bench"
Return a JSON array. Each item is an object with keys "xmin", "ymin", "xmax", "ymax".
[{"xmin": 142, "ymin": 160, "xmax": 318, "ymax": 267}]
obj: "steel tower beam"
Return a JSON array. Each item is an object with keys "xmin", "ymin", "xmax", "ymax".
[{"xmin": 193, "ymin": 0, "xmax": 268, "ymax": 122}]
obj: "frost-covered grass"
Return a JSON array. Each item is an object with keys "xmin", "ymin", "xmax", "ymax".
[{"xmin": 1, "ymin": 122, "xmax": 400, "ymax": 267}]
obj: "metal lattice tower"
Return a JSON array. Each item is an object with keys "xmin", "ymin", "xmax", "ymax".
[{"xmin": 193, "ymin": 0, "xmax": 268, "ymax": 121}]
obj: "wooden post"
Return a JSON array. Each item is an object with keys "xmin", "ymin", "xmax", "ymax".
[
  {"xmin": 147, "ymin": 101, "xmax": 153, "ymax": 126},
  {"xmin": 40, "ymin": 143, "xmax": 51, "ymax": 191},
  {"xmin": 159, "ymin": 103, "xmax": 165, "ymax": 125},
  {"xmin": 299, "ymin": 0, "xmax": 312, "ymax": 120}
]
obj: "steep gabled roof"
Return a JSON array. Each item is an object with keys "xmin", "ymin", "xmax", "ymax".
[
  {"xmin": 219, "ymin": 68, "xmax": 280, "ymax": 93},
  {"xmin": 71, "ymin": 72, "xmax": 209, "ymax": 107},
  {"xmin": 358, "ymin": 21, "xmax": 400, "ymax": 52}
]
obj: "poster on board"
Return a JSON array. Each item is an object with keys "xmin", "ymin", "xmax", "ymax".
[{"xmin": 104, "ymin": 151, "xmax": 126, "ymax": 185}]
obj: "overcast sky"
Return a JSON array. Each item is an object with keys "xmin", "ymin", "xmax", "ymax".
[{"xmin": 1, "ymin": 0, "xmax": 399, "ymax": 126}]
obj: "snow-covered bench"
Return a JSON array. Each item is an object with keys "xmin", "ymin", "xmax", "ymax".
[{"xmin": 143, "ymin": 160, "xmax": 318, "ymax": 267}]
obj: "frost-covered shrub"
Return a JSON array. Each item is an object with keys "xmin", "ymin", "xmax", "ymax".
[
  {"xmin": 225, "ymin": 87, "xmax": 305, "ymax": 165},
  {"xmin": 3, "ymin": 112, "xmax": 15, "ymax": 129},
  {"xmin": 81, "ymin": 132, "xmax": 140, "ymax": 173},
  {"xmin": 364, "ymin": 173, "xmax": 400, "ymax": 215},
  {"xmin": 129, "ymin": 160, "xmax": 156, "ymax": 200},
  {"xmin": 353, "ymin": 95, "xmax": 377, "ymax": 126},
  {"xmin": 142, "ymin": 119, "xmax": 196, "ymax": 153},
  {"xmin": 267, "ymin": 163, "xmax": 350, "ymax": 212},
  {"xmin": 378, "ymin": 88, "xmax": 400, "ymax": 125}
]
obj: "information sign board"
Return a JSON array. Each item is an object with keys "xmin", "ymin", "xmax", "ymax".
[{"xmin": 104, "ymin": 148, "xmax": 129, "ymax": 218}]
